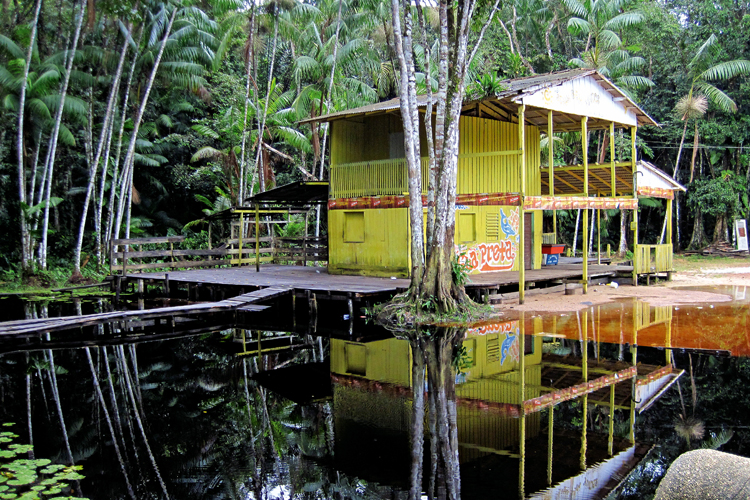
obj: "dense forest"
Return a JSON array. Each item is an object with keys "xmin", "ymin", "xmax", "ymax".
[{"xmin": 1, "ymin": 0, "xmax": 748, "ymax": 281}]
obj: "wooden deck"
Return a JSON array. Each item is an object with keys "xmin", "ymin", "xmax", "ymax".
[{"xmin": 125, "ymin": 263, "xmax": 631, "ymax": 298}]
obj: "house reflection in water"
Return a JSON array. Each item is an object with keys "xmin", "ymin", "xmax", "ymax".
[{"xmin": 329, "ymin": 310, "xmax": 677, "ymax": 500}]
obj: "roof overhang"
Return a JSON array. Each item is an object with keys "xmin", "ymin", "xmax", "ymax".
[
  {"xmin": 244, "ymin": 181, "xmax": 329, "ymax": 205},
  {"xmin": 301, "ymin": 69, "xmax": 658, "ymax": 132},
  {"xmin": 541, "ymin": 160, "xmax": 684, "ymax": 198}
]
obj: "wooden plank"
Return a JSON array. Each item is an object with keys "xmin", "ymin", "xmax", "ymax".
[{"xmin": 112, "ymin": 236, "xmax": 185, "ymax": 245}]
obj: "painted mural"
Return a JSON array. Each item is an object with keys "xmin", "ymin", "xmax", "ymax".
[
  {"xmin": 468, "ymin": 320, "xmax": 520, "ymax": 366},
  {"xmin": 457, "ymin": 208, "xmax": 519, "ymax": 273}
]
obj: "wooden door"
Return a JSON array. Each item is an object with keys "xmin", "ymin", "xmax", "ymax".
[{"xmin": 524, "ymin": 213, "xmax": 532, "ymax": 270}]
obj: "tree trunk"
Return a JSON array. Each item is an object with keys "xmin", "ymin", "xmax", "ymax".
[
  {"xmin": 38, "ymin": 0, "xmax": 86, "ymax": 269},
  {"xmin": 74, "ymin": 28, "xmax": 129, "ymax": 273},
  {"xmin": 115, "ymin": 6, "xmax": 177, "ymax": 240},
  {"xmin": 238, "ymin": 1, "xmax": 257, "ymax": 203},
  {"xmin": 618, "ymin": 209, "xmax": 629, "ymax": 256},
  {"xmin": 15, "ymin": 0, "xmax": 43, "ymax": 274},
  {"xmin": 106, "ymin": 25, "xmax": 142, "ymax": 246},
  {"xmin": 688, "ymin": 209, "xmax": 707, "ymax": 250},
  {"xmin": 572, "ymin": 209, "xmax": 581, "ymax": 256},
  {"xmin": 713, "ymin": 214, "xmax": 727, "ymax": 243}
]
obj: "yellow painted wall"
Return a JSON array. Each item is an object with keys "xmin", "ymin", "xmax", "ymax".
[
  {"xmin": 328, "ymin": 208, "xmax": 410, "ymax": 276},
  {"xmin": 330, "ymin": 338, "xmax": 412, "ymax": 386},
  {"xmin": 457, "ymin": 116, "xmax": 541, "ymax": 196},
  {"xmin": 329, "ymin": 113, "xmax": 544, "ymax": 275}
]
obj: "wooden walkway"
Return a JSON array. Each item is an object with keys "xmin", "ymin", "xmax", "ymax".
[
  {"xmin": 0, "ymin": 287, "xmax": 289, "ymax": 337},
  {"xmin": 125, "ymin": 263, "xmax": 631, "ymax": 297}
]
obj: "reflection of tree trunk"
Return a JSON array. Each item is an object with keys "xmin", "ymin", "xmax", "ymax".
[
  {"xmin": 409, "ymin": 336, "xmax": 426, "ymax": 500},
  {"xmin": 25, "ymin": 353, "xmax": 34, "ymax": 459},
  {"xmin": 423, "ymin": 328, "xmax": 463, "ymax": 500},
  {"xmin": 118, "ymin": 345, "xmax": 169, "ymax": 499},
  {"xmin": 85, "ymin": 347, "xmax": 136, "ymax": 499},
  {"xmin": 46, "ymin": 350, "xmax": 75, "ymax": 465}
]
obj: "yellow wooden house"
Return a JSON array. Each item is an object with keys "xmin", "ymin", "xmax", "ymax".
[{"xmin": 306, "ymin": 69, "xmax": 685, "ymax": 300}]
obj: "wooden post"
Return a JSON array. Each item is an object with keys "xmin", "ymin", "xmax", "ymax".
[
  {"xmin": 597, "ymin": 207, "xmax": 601, "ymax": 265},
  {"xmin": 610, "ymin": 122, "xmax": 616, "ymax": 197},
  {"xmin": 518, "ymin": 311, "xmax": 526, "ymax": 499},
  {"xmin": 631, "ymin": 126, "xmax": 639, "ymax": 286},
  {"xmin": 581, "ymin": 309, "xmax": 588, "ymax": 470},
  {"xmin": 667, "ymin": 197, "xmax": 673, "ymax": 280},
  {"xmin": 519, "ymin": 105, "xmax": 526, "ymax": 305},
  {"xmin": 238, "ymin": 213, "xmax": 244, "ymax": 267},
  {"xmin": 630, "ymin": 304, "xmax": 638, "ymax": 444},
  {"xmin": 549, "ymin": 110, "xmax": 557, "ymax": 244},
  {"xmin": 255, "ymin": 204, "xmax": 260, "ymax": 272},
  {"xmin": 608, "ymin": 383, "xmax": 615, "ymax": 456},
  {"xmin": 164, "ymin": 273, "xmax": 170, "ymax": 297},
  {"xmin": 581, "ymin": 117, "xmax": 589, "ymax": 293},
  {"xmin": 547, "ymin": 406, "xmax": 554, "ymax": 485}
]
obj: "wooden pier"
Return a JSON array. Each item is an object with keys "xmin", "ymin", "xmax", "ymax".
[
  {"xmin": 0, "ymin": 287, "xmax": 290, "ymax": 337},
  {"xmin": 122, "ymin": 262, "xmax": 633, "ymax": 304}
]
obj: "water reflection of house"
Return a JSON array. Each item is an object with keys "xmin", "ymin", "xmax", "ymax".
[{"xmin": 329, "ymin": 317, "xmax": 668, "ymax": 498}]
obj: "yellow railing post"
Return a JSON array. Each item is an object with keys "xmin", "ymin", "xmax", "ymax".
[
  {"xmin": 610, "ymin": 121, "xmax": 616, "ymax": 197},
  {"xmin": 519, "ymin": 105, "xmax": 526, "ymax": 304},
  {"xmin": 631, "ymin": 126, "xmax": 638, "ymax": 286},
  {"xmin": 519, "ymin": 311, "xmax": 526, "ymax": 499},
  {"xmin": 549, "ymin": 110, "xmax": 556, "ymax": 244},
  {"xmin": 582, "ymin": 117, "xmax": 589, "ymax": 293},
  {"xmin": 238, "ymin": 213, "xmax": 244, "ymax": 267},
  {"xmin": 255, "ymin": 204, "xmax": 260, "ymax": 272}
]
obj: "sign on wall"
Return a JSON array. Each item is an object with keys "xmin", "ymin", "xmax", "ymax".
[
  {"xmin": 457, "ymin": 208, "xmax": 519, "ymax": 272},
  {"xmin": 735, "ymin": 219, "xmax": 748, "ymax": 251}
]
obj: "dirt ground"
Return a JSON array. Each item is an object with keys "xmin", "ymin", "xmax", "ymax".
[{"xmin": 494, "ymin": 258, "xmax": 750, "ymax": 313}]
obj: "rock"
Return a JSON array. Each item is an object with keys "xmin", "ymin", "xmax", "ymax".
[{"xmin": 654, "ymin": 449, "xmax": 750, "ymax": 499}]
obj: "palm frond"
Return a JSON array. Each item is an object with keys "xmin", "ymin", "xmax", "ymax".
[
  {"xmin": 695, "ymin": 81, "xmax": 737, "ymax": 113},
  {"xmin": 603, "ymin": 11, "xmax": 644, "ymax": 31},
  {"xmin": 191, "ymin": 124, "xmax": 220, "ymax": 139},
  {"xmin": 699, "ymin": 59, "xmax": 750, "ymax": 82},
  {"xmin": 191, "ymin": 146, "xmax": 225, "ymax": 162},
  {"xmin": 566, "ymin": 17, "xmax": 590, "ymax": 36},
  {"xmin": 0, "ymin": 34, "xmax": 25, "ymax": 59}
]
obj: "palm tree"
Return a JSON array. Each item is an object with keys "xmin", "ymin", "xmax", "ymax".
[
  {"xmin": 565, "ymin": 0, "xmax": 652, "ymax": 96},
  {"xmin": 672, "ymin": 35, "xmax": 750, "ymax": 250},
  {"xmin": 673, "ymin": 34, "xmax": 750, "ymax": 181}
]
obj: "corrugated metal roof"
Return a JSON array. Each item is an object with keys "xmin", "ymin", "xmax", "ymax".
[{"xmin": 301, "ymin": 69, "xmax": 657, "ymax": 130}]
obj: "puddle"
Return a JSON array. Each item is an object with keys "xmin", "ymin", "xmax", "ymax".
[{"xmin": 0, "ymin": 286, "xmax": 749, "ymax": 499}]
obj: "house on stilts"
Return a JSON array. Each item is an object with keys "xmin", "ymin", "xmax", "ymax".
[{"xmin": 304, "ymin": 69, "xmax": 684, "ymax": 302}]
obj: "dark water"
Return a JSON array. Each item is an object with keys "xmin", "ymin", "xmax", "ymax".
[{"xmin": 1, "ymin": 286, "xmax": 749, "ymax": 499}]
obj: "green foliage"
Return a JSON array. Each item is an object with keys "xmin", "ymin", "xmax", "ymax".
[
  {"xmin": 0, "ymin": 424, "xmax": 87, "ymax": 500},
  {"xmin": 451, "ymin": 251, "xmax": 472, "ymax": 287},
  {"xmin": 688, "ymin": 170, "xmax": 748, "ymax": 219}
]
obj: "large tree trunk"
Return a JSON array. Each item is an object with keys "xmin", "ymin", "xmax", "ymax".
[
  {"xmin": 688, "ymin": 209, "xmax": 707, "ymax": 250},
  {"xmin": 713, "ymin": 214, "xmax": 727, "ymax": 243}
]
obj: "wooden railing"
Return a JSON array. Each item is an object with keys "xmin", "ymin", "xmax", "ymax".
[
  {"xmin": 542, "ymin": 232, "xmax": 556, "ymax": 244},
  {"xmin": 110, "ymin": 236, "xmax": 328, "ymax": 275},
  {"xmin": 330, "ymin": 158, "xmax": 429, "ymax": 198},
  {"xmin": 273, "ymin": 237, "xmax": 328, "ymax": 265},
  {"xmin": 634, "ymin": 244, "xmax": 673, "ymax": 275}
]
